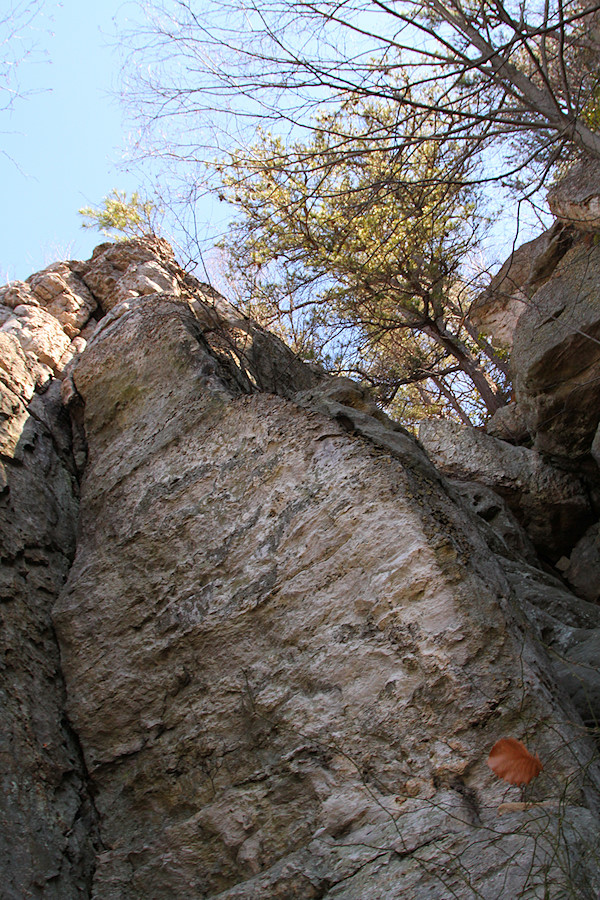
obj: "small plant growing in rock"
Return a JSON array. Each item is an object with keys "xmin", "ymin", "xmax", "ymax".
[{"xmin": 79, "ymin": 189, "xmax": 159, "ymax": 240}]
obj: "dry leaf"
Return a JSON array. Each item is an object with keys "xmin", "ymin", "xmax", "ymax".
[{"xmin": 487, "ymin": 737, "xmax": 543, "ymax": 786}]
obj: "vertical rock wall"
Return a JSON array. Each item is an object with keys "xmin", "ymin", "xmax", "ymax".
[
  {"xmin": 0, "ymin": 339, "xmax": 97, "ymax": 897},
  {"xmin": 2, "ymin": 239, "xmax": 600, "ymax": 898},
  {"xmin": 55, "ymin": 285, "xmax": 600, "ymax": 897}
]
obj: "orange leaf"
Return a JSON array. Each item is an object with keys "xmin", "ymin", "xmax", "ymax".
[{"xmin": 487, "ymin": 737, "xmax": 543, "ymax": 786}]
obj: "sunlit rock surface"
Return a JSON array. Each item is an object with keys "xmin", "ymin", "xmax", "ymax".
[
  {"xmin": 1, "ymin": 238, "xmax": 600, "ymax": 898},
  {"xmin": 470, "ymin": 222, "xmax": 573, "ymax": 350}
]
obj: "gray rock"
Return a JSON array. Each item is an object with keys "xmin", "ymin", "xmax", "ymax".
[
  {"xmin": 418, "ymin": 417, "xmax": 593, "ymax": 558},
  {"xmin": 78, "ymin": 237, "xmax": 178, "ymax": 311},
  {"xmin": 27, "ymin": 262, "xmax": 98, "ymax": 338},
  {"xmin": 0, "ymin": 375, "xmax": 97, "ymax": 898},
  {"xmin": 501, "ymin": 557, "xmax": 600, "ymax": 729},
  {"xmin": 52, "ymin": 269, "xmax": 600, "ymax": 898},
  {"xmin": 1, "ymin": 304, "xmax": 72, "ymax": 373},
  {"xmin": 555, "ymin": 630, "xmax": 600, "ymax": 729},
  {"xmin": 547, "ymin": 157, "xmax": 600, "ymax": 230},
  {"xmin": 512, "ymin": 240, "xmax": 600, "ymax": 457},
  {"xmin": 449, "ymin": 480, "xmax": 539, "ymax": 564},
  {"xmin": 470, "ymin": 222, "xmax": 573, "ymax": 349},
  {"xmin": 565, "ymin": 522, "xmax": 600, "ymax": 603},
  {"xmin": 485, "ymin": 400, "xmax": 531, "ymax": 444},
  {"xmin": 3, "ymin": 238, "xmax": 600, "ymax": 898}
]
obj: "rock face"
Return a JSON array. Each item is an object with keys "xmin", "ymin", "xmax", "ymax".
[
  {"xmin": 470, "ymin": 222, "xmax": 573, "ymax": 349},
  {"xmin": 565, "ymin": 523, "xmax": 600, "ymax": 603},
  {"xmin": 510, "ymin": 239, "xmax": 600, "ymax": 458},
  {"xmin": 418, "ymin": 418, "xmax": 593, "ymax": 559},
  {"xmin": 471, "ymin": 163, "xmax": 600, "ymax": 461},
  {"xmin": 2, "ymin": 239, "xmax": 600, "ymax": 899},
  {"xmin": 547, "ymin": 157, "xmax": 600, "ymax": 230},
  {"xmin": 0, "ymin": 333, "xmax": 97, "ymax": 896}
]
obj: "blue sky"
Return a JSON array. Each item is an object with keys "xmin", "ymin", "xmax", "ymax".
[
  {"xmin": 0, "ymin": 0, "xmax": 548, "ymax": 287},
  {"xmin": 1, "ymin": 0, "xmax": 149, "ymax": 282}
]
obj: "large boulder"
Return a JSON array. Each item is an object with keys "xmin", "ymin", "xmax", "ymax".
[
  {"xmin": 2, "ymin": 239, "xmax": 600, "ymax": 898},
  {"xmin": 484, "ymin": 400, "xmax": 531, "ymax": 444},
  {"xmin": 418, "ymin": 417, "xmax": 593, "ymax": 559},
  {"xmin": 52, "ymin": 268, "xmax": 600, "ymax": 898}
]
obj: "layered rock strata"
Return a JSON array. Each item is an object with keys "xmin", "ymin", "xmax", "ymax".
[{"xmin": 1, "ymin": 239, "xmax": 600, "ymax": 898}]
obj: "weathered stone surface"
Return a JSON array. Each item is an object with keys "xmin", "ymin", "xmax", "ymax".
[
  {"xmin": 104, "ymin": 258, "xmax": 179, "ymax": 310},
  {"xmin": 1, "ymin": 237, "xmax": 599, "ymax": 898},
  {"xmin": 52, "ymin": 288, "xmax": 600, "ymax": 899},
  {"xmin": 565, "ymin": 522, "xmax": 600, "ymax": 604},
  {"xmin": 547, "ymin": 157, "xmax": 600, "ymax": 230},
  {"xmin": 448, "ymin": 480, "xmax": 539, "ymax": 564},
  {"xmin": 0, "ymin": 258, "xmax": 99, "ymax": 391},
  {"xmin": 0, "ymin": 279, "xmax": 39, "ymax": 309},
  {"xmin": 0, "ymin": 331, "xmax": 36, "ymax": 401},
  {"xmin": 470, "ymin": 222, "xmax": 573, "ymax": 348},
  {"xmin": 1, "ymin": 304, "xmax": 72, "ymax": 372},
  {"xmin": 500, "ymin": 556, "xmax": 600, "ymax": 727},
  {"xmin": 0, "ymin": 372, "xmax": 97, "ymax": 898},
  {"xmin": 557, "ymin": 631, "xmax": 600, "ymax": 729},
  {"xmin": 512, "ymin": 240, "xmax": 600, "ymax": 457},
  {"xmin": 27, "ymin": 262, "xmax": 98, "ymax": 337},
  {"xmin": 79, "ymin": 237, "xmax": 179, "ymax": 311},
  {"xmin": 485, "ymin": 400, "xmax": 531, "ymax": 444},
  {"xmin": 188, "ymin": 289, "xmax": 322, "ymax": 398},
  {"xmin": 0, "ymin": 333, "xmax": 39, "ymax": 458},
  {"xmin": 418, "ymin": 417, "xmax": 593, "ymax": 558}
]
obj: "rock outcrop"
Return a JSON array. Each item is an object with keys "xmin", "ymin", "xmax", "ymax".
[
  {"xmin": 472, "ymin": 166, "xmax": 600, "ymax": 463},
  {"xmin": 418, "ymin": 418, "xmax": 594, "ymax": 559},
  {"xmin": 457, "ymin": 166, "xmax": 600, "ymax": 614},
  {"xmin": 0, "ymin": 330, "xmax": 97, "ymax": 897},
  {"xmin": 511, "ymin": 239, "xmax": 600, "ymax": 458},
  {"xmin": 469, "ymin": 222, "xmax": 573, "ymax": 350},
  {"xmin": 1, "ymin": 237, "xmax": 600, "ymax": 899},
  {"xmin": 547, "ymin": 157, "xmax": 600, "ymax": 231}
]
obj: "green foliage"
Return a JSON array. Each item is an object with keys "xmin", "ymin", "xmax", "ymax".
[
  {"xmin": 78, "ymin": 190, "xmax": 158, "ymax": 240},
  {"xmin": 582, "ymin": 83, "xmax": 600, "ymax": 132},
  {"xmin": 218, "ymin": 99, "xmax": 510, "ymax": 424}
]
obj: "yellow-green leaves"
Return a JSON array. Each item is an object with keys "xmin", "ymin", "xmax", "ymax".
[{"xmin": 79, "ymin": 190, "xmax": 158, "ymax": 241}]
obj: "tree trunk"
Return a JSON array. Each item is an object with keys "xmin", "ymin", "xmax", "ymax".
[
  {"xmin": 423, "ymin": 320, "xmax": 505, "ymax": 416},
  {"xmin": 431, "ymin": 375, "xmax": 473, "ymax": 425}
]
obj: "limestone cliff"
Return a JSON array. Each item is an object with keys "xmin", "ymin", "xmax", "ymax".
[{"xmin": 1, "ymin": 234, "xmax": 600, "ymax": 899}]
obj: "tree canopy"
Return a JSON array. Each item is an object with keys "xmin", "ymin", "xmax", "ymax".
[
  {"xmin": 120, "ymin": 0, "xmax": 600, "ymax": 422},
  {"xmin": 125, "ymin": 0, "xmax": 600, "ymax": 184},
  {"xmin": 219, "ymin": 99, "xmax": 511, "ymax": 423}
]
